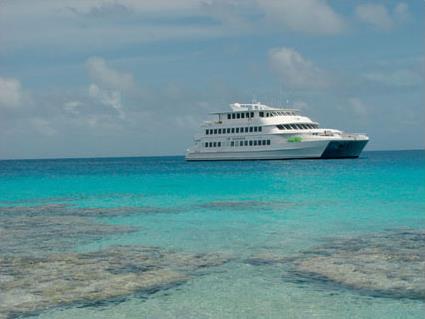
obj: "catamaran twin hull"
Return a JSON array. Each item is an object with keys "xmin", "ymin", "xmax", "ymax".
[{"xmin": 186, "ymin": 103, "xmax": 368, "ymax": 161}]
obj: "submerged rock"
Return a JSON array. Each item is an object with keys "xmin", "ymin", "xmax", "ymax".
[
  {"xmin": 246, "ymin": 229, "xmax": 425, "ymax": 301},
  {"xmin": 245, "ymin": 251, "xmax": 289, "ymax": 266},
  {"xmin": 197, "ymin": 200, "xmax": 296, "ymax": 211},
  {"xmin": 0, "ymin": 204, "xmax": 178, "ymax": 218},
  {"xmin": 0, "ymin": 246, "xmax": 231, "ymax": 318},
  {"xmin": 0, "ymin": 215, "xmax": 137, "ymax": 256},
  {"xmin": 290, "ymin": 229, "xmax": 425, "ymax": 300}
]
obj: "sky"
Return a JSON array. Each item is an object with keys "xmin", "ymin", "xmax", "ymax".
[{"xmin": 0, "ymin": 0, "xmax": 424, "ymax": 159}]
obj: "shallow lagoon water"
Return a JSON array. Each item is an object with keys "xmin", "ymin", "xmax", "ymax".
[{"xmin": 0, "ymin": 151, "xmax": 424, "ymax": 318}]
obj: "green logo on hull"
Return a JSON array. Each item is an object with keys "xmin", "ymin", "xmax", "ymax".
[{"xmin": 288, "ymin": 136, "xmax": 303, "ymax": 143}]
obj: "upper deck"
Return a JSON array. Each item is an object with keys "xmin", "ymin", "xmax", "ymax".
[
  {"xmin": 210, "ymin": 103, "xmax": 299, "ymax": 117},
  {"xmin": 204, "ymin": 102, "xmax": 314, "ymax": 127}
]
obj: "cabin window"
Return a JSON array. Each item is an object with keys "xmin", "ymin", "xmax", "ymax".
[
  {"xmin": 250, "ymin": 112, "xmax": 254, "ymax": 118},
  {"xmin": 249, "ymin": 127, "xmax": 253, "ymax": 132},
  {"xmin": 262, "ymin": 140, "xmax": 266, "ymax": 145},
  {"xmin": 259, "ymin": 112, "xmax": 264, "ymax": 117},
  {"xmin": 231, "ymin": 141, "xmax": 234, "ymax": 147},
  {"xmin": 218, "ymin": 129, "xmax": 221, "ymax": 134},
  {"xmin": 226, "ymin": 128, "xmax": 230, "ymax": 133},
  {"xmin": 254, "ymin": 127, "xmax": 258, "ymax": 132},
  {"xmin": 253, "ymin": 140, "xmax": 257, "ymax": 146},
  {"xmin": 258, "ymin": 126, "xmax": 262, "ymax": 132},
  {"xmin": 241, "ymin": 113, "xmax": 245, "ymax": 119},
  {"xmin": 236, "ymin": 128, "xmax": 239, "ymax": 133},
  {"xmin": 231, "ymin": 114, "xmax": 235, "ymax": 119},
  {"xmin": 205, "ymin": 142, "xmax": 208, "ymax": 147},
  {"xmin": 267, "ymin": 140, "xmax": 271, "ymax": 145},
  {"xmin": 243, "ymin": 127, "xmax": 247, "ymax": 132},
  {"xmin": 213, "ymin": 129, "xmax": 217, "ymax": 134},
  {"xmin": 206, "ymin": 130, "xmax": 209, "ymax": 135},
  {"xmin": 227, "ymin": 114, "xmax": 230, "ymax": 120},
  {"xmin": 218, "ymin": 142, "xmax": 221, "ymax": 147},
  {"xmin": 249, "ymin": 140, "xmax": 253, "ymax": 146},
  {"xmin": 213, "ymin": 142, "xmax": 217, "ymax": 147},
  {"xmin": 231, "ymin": 128, "xmax": 235, "ymax": 133},
  {"xmin": 244, "ymin": 140, "xmax": 248, "ymax": 146},
  {"xmin": 236, "ymin": 113, "xmax": 240, "ymax": 119},
  {"xmin": 209, "ymin": 142, "xmax": 212, "ymax": 147},
  {"xmin": 276, "ymin": 125, "xmax": 283, "ymax": 130}
]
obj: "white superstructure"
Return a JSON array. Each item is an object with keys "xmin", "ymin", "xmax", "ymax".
[{"xmin": 186, "ymin": 102, "xmax": 368, "ymax": 161}]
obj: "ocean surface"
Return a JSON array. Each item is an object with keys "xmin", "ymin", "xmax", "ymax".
[{"xmin": 0, "ymin": 150, "xmax": 424, "ymax": 319}]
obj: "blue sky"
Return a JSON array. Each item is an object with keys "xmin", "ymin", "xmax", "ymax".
[{"xmin": 0, "ymin": 0, "xmax": 424, "ymax": 159}]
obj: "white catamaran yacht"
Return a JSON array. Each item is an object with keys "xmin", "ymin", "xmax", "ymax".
[{"xmin": 186, "ymin": 102, "xmax": 368, "ymax": 161}]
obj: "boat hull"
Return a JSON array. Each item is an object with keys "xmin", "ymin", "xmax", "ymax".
[
  {"xmin": 186, "ymin": 139, "xmax": 368, "ymax": 161},
  {"xmin": 321, "ymin": 140, "xmax": 369, "ymax": 159}
]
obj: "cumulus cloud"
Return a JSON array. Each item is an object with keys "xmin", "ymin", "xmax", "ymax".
[
  {"xmin": 86, "ymin": 57, "xmax": 135, "ymax": 119},
  {"xmin": 268, "ymin": 47, "xmax": 330, "ymax": 90},
  {"xmin": 257, "ymin": 0, "xmax": 345, "ymax": 34},
  {"xmin": 0, "ymin": 77, "xmax": 23, "ymax": 108},
  {"xmin": 86, "ymin": 57, "xmax": 135, "ymax": 91},
  {"xmin": 355, "ymin": 2, "xmax": 409, "ymax": 30},
  {"xmin": 88, "ymin": 83, "xmax": 125, "ymax": 119}
]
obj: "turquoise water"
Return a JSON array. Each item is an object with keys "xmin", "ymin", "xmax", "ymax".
[{"xmin": 0, "ymin": 151, "xmax": 424, "ymax": 318}]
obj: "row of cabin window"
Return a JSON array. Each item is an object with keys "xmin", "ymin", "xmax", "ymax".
[
  {"xmin": 227, "ymin": 112, "xmax": 255, "ymax": 120},
  {"xmin": 276, "ymin": 123, "xmax": 318, "ymax": 130},
  {"xmin": 230, "ymin": 139, "xmax": 271, "ymax": 147},
  {"xmin": 205, "ymin": 141, "xmax": 222, "ymax": 148},
  {"xmin": 206, "ymin": 126, "xmax": 262, "ymax": 135},
  {"xmin": 204, "ymin": 140, "xmax": 271, "ymax": 148},
  {"xmin": 259, "ymin": 111, "xmax": 295, "ymax": 117}
]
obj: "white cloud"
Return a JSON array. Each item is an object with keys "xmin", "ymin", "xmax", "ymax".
[
  {"xmin": 268, "ymin": 47, "xmax": 330, "ymax": 89},
  {"xmin": 394, "ymin": 2, "xmax": 409, "ymax": 21},
  {"xmin": 30, "ymin": 118, "xmax": 56, "ymax": 136},
  {"xmin": 88, "ymin": 83, "xmax": 125, "ymax": 119},
  {"xmin": 363, "ymin": 69, "xmax": 423, "ymax": 87},
  {"xmin": 257, "ymin": 0, "xmax": 346, "ymax": 34},
  {"xmin": 86, "ymin": 57, "xmax": 135, "ymax": 91},
  {"xmin": 63, "ymin": 100, "xmax": 83, "ymax": 115},
  {"xmin": 0, "ymin": 77, "xmax": 23, "ymax": 108},
  {"xmin": 86, "ymin": 57, "xmax": 135, "ymax": 119},
  {"xmin": 355, "ymin": 2, "xmax": 409, "ymax": 30},
  {"xmin": 0, "ymin": 0, "xmax": 350, "ymax": 59},
  {"xmin": 355, "ymin": 3, "xmax": 393, "ymax": 30}
]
